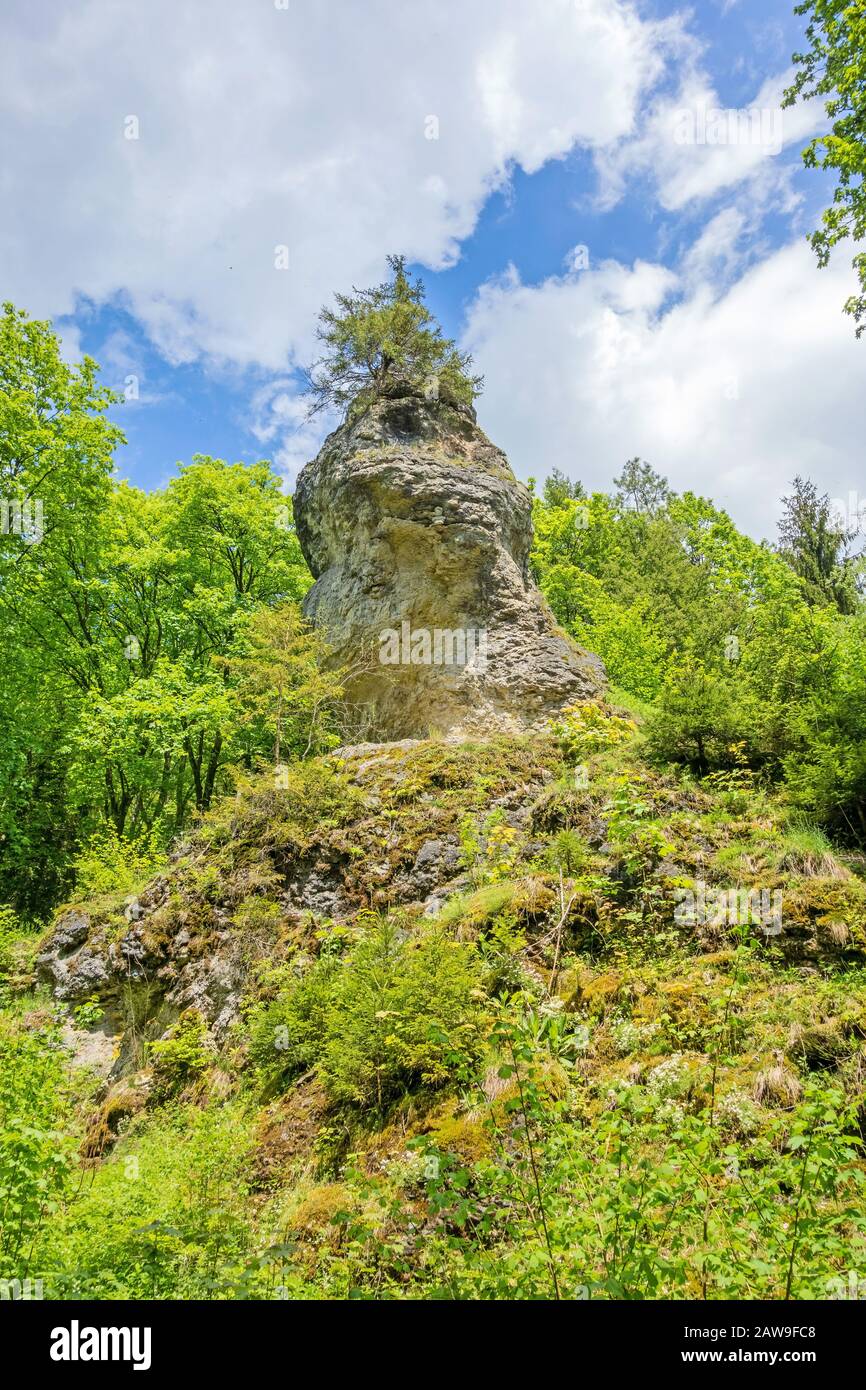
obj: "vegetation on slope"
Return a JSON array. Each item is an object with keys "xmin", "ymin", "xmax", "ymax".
[
  {"xmin": 3, "ymin": 713, "xmax": 866, "ymax": 1299},
  {"xmin": 1, "ymin": 295, "xmax": 865, "ymax": 1301}
]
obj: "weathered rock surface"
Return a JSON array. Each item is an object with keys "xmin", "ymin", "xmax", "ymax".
[
  {"xmin": 293, "ymin": 385, "xmax": 604, "ymax": 739},
  {"xmin": 36, "ymin": 740, "xmax": 531, "ymax": 1069}
]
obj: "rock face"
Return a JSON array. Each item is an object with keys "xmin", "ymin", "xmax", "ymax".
[{"xmin": 293, "ymin": 385, "xmax": 604, "ymax": 739}]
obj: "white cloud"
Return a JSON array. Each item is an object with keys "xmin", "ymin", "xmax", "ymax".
[
  {"xmin": 0, "ymin": 0, "xmax": 675, "ymax": 372},
  {"xmin": 1, "ymin": 0, "xmax": 857, "ymax": 533},
  {"xmin": 247, "ymin": 379, "xmax": 336, "ymax": 488},
  {"xmin": 461, "ymin": 240, "xmax": 866, "ymax": 538},
  {"xmin": 597, "ymin": 68, "xmax": 823, "ymax": 211}
]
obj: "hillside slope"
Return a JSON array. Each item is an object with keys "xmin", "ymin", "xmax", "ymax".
[{"xmin": 6, "ymin": 700, "xmax": 866, "ymax": 1300}]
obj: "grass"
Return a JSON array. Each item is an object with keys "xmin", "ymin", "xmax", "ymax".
[{"xmin": 6, "ymin": 714, "xmax": 866, "ymax": 1301}]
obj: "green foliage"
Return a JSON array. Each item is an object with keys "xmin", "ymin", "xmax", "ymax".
[
  {"xmin": 545, "ymin": 829, "xmax": 592, "ymax": 876},
  {"xmin": 193, "ymin": 758, "xmax": 363, "ymax": 876},
  {"xmin": 0, "ymin": 303, "xmax": 122, "ymax": 913},
  {"xmin": 784, "ymin": 0, "xmax": 866, "ymax": 335},
  {"xmin": 251, "ymin": 918, "xmax": 487, "ymax": 1114},
  {"xmin": 777, "ymin": 475, "xmax": 862, "ymax": 613},
  {"xmin": 0, "ymin": 907, "xmax": 24, "ymax": 980},
  {"xmin": 0, "ymin": 306, "xmax": 330, "ymax": 917},
  {"xmin": 459, "ymin": 810, "xmax": 520, "ymax": 885},
  {"xmin": 551, "ymin": 701, "xmax": 637, "ymax": 762},
  {"xmin": 418, "ymin": 1004, "xmax": 866, "ymax": 1300},
  {"xmin": 35, "ymin": 1102, "xmax": 257, "ymax": 1299},
  {"xmin": 72, "ymin": 996, "xmax": 104, "ymax": 1029},
  {"xmin": 71, "ymin": 828, "xmax": 166, "ymax": 901},
  {"xmin": 306, "ymin": 254, "xmax": 482, "ymax": 414},
  {"xmin": 249, "ymin": 957, "xmax": 341, "ymax": 1093},
  {"xmin": 148, "ymin": 1010, "xmax": 211, "ymax": 1101},
  {"xmin": 604, "ymin": 779, "xmax": 675, "ymax": 882},
  {"xmin": 646, "ymin": 653, "xmax": 744, "ymax": 772},
  {"xmin": 319, "ymin": 921, "xmax": 486, "ymax": 1111},
  {"xmin": 531, "ymin": 467, "xmax": 865, "ymax": 838},
  {"xmin": 2, "ymin": 296, "xmax": 866, "ymax": 1306},
  {"xmin": 4, "ymin": 714, "xmax": 866, "ymax": 1302},
  {"xmin": 0, "ymin": 1019, "xmax": 74, "ymax": 1276},
  {"xmin": 542, "ymin": 468, "xmax": 585, "ymax": 507},
  {"xmin": 614, "ymin": 457, "xmax": 670, "ymax": 516},
  {"xmin": 545, "ymin": 566, "xmax": 670, "ymax": 699},
  {"xmin": 224, "ymin": 601, "xmax": 345, "ymax": 762}
]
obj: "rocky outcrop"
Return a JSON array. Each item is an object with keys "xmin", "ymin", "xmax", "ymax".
[
  {"xmin": 34, "ymin": 729, "xmax": 866, "ymax": 1118},
  {"xmin": 293, "ymin": 384, "xmax": 604, "ymax": 739},
  {"xmin": 34, "ymin": 737, "xmax": 558, "ymax": 1082},
  {"xmin": 36, "ymin": 894, "xmax": 245, "ymax": 1051}
]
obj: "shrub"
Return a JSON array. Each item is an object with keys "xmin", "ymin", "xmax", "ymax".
[
  {"xmin": 148, "ymin": 1010, "xmax": 211, "ymax": 1101},
  {"xmin": 0, "ymin": 906, "xmax": 25, "ymax": 981},
  {"xmin": 645, "ymin": 654, "xmax": 745, "ymax": 772},
  {"xmin": 34, "ymin": 1102, "xmax": 256, "ymax": 1299},
  {"xmin": 248, "ymin": 958, "xmax": 341, "ymax": 1095},
  {"xmin": 72, "ymin": 829, "xmax": 165, "ymax": 901},
  {"xmin": 320, "ymin": 919, "xmax": 488, "ymax": 1112},
  {"xmin": 249, "ymin": 920, "xmax": 488, "ymax": 1113},
  {"xmin": 551, "ymin": 701, "xmax": 637, "ymax": 763},
  {"xmin": 0, "ymin": 1019, "xmax": 74, "ymax": 1276}
]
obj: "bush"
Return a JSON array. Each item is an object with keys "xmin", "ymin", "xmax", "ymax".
[
  {"xmin": 0, "ymin": 1019, "xmax": 74, "ymax": 1276},
  {"xmin": 250, "ymin": 919, "xmax": 488, "ymax": 1114},
  {"xmin": 0, "ymin": 906, "xmax": 24, "ymax": 980},
  {"xmin": 249, "ymin": 957, "xmax": 341, "ymax": 1095},
  {"xmin": 320, "ymin": 919, "xmax": 487, "ymax": 1111},
  {"xmin": 645, "ymin": 655, "xmax": 744, "ymax": 772},
  {"xmin": 34, "ymin": 1102, "xmax": 256, "ymax": 1299},
  {"xmin": 148, "ymin": 1010, "xmax": 211, "ymax": 1101},
  {"xmin": 72, "ymin": 829, "xmax": 165, "ymax": 901},
  {"xmin": 550, "ymin": 701, "xmax": 637, "ymax": 762}
]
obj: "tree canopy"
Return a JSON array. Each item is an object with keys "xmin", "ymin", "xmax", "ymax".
[
  {"xmin": 531, "ymin": 464, "xmax": 866, "ymax": 836},
  {"xmin": 777, "ymin": 474, "xmax": 863, "ymax": 614},
  {"xmin": 305, "ymin": 254, "xmax": 482, "ymax": 415},
  {"xmin": 784, "ymin": 0, "xmax": 866, "ymax": 334},
  {"xmin": 0, "ymin": 307, "xmax": 336, "ymax": 916}
]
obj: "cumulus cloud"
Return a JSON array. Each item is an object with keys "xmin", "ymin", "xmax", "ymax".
[
  {"xmin": 596, "ymin": 67, "xmax": 823, "ymax": 211},
  {"xmin": 248, "ymin": 379, "xmax": 337, "ymax": 488},
  {"xmin": 1, "ymin": 0, "xmax": 857, "ymax": 529},
  {"xmin": 461, "ymin": 240, "xmax": 866, "ymax": 538},
  {"xmin": 0, "ymin": 0, "xmax": 674, "ymax": 371}
]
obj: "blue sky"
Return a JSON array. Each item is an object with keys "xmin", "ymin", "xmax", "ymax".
[{"xmin": 2, "ymin": 0, "xmax": 862, "ymax": 536}]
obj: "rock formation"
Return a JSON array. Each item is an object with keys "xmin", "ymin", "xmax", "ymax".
[{"xmin": 293, "ymin": 384, "xmax": 604, "ymax": 739}]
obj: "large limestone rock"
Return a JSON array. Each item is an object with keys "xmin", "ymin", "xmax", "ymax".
[{"xmin": 293, "ymin": 384, "xmax": 604, "ymax": 739}]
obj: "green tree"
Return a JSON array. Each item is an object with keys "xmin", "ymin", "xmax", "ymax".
[
  {"xmin": 306, "ymin": 254, "xmax": 482, "ymax": 415},
  {"xmin": 226, "ymin": 602, "xmax": 345, "ymax": 763},
  {"xmin": 542, "ymin": 468, "xmax": 585, "ymax": 508},
  {"xmin": 0, "ymin": 304, "xmax": 122, "ymax": 912},
  {"xmin": 0, "ymin": 305, "xmax": 318, "ymax": 915},
  {"xmin": 646, "ymin": 651, "xmax": 745, "ymax": 772},
  {"xmin": 777, "ymin": 475, "xmax": 861, "ymax": 614},
  {"xmin": 613, "ymin": 458, "xmax": 670, "ymax": 516},
  {"xmin": 784, "ymin": 0, "xmax": 866, "ymax": 334}
]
